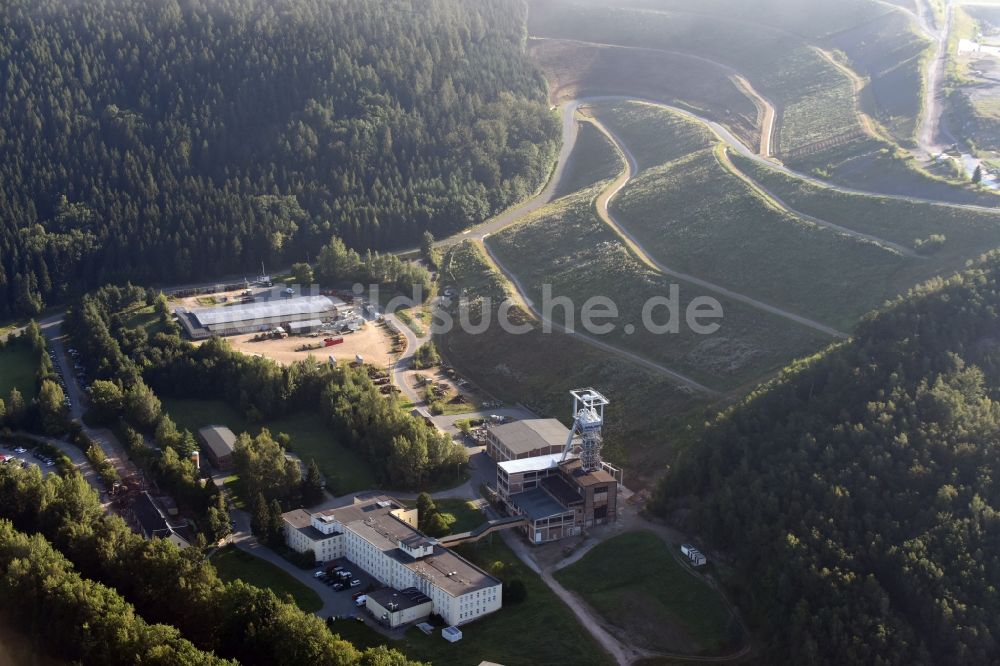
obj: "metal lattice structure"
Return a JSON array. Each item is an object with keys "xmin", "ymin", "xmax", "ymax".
[{"xmin": 560, "ymin": 388, "xmax": 610, "ymax": 472}]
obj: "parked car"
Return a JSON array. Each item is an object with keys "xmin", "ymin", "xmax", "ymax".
[
  {"xmin": 333, "ymin": 583, "xmax": 346, "ymax": 591},
  {"xmin": 349, "ymin": 579, "xmax": 361, "ymax": 588},
  {"xmin": 313, "ymin": 570, "xmax": 326, "ymax": 578}
]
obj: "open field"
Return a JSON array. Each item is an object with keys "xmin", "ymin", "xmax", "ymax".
[
  {"xmin": 161, "ymin": 398, "xmax": 377, "ymax": 495},
  {"xmin": 488, "ymin": 186, "xmax": 832, "ymax": 389},
  {"xmin": 0, "ymin": 343, "xmax": 37, "ymax": 399},
  {"xmin": 554, "ymin": 530, "xmax": 742, "ymax": 656},
  {"xmin": 732, "ymin": 152, "xmax": 1000, "ymax": 266},
  {"xmin": 530, "ymin": 37, "xmax": 760, "ymax": 150},
  {"xmin": 438, "ymin": 241, "xmax": 711, "ymax": 488},
  {"xmin": 212, "ymin": 546, "xmax": 323, "ymax": 613},
  {"xmin": 554, "ymin": 118, "xmax": 626, "ymax": 197},
  {"xmin": 327, "ymin": 539, "xmax": 613, "ymax": 666}
]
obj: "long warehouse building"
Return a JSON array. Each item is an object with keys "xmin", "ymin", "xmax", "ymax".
[{"xmin": 176, "ymin": 295, "xmax": 338, "ymax": 339}]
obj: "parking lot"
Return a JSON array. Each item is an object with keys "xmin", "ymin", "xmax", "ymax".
[
  {"xmin": 311, "ymin": 558, "xmax": 384, "ymax": 621},
  {"xmin": 0, "ymin": 443, "xmax": 57, "ymax": 476}
]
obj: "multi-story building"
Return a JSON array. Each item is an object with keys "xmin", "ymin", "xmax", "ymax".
[
  {"xmin": 485, "ymin": 418, "xmax": 570, "ymax": 462},
  {"xmin": 282, "ymin": 496, "xmax": 502, "ymax": 626},
  {"xmin": 493, "ymin": 452, "xmax": 619, "ymax": 544}
]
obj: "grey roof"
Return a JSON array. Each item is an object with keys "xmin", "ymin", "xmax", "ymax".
[
  {"xmin": 287, "ymin": 319, "xmax": 323, "ymax": 331},
  {"xmin": 368, "ymin": 587, "xmax": 433, "ymax": 613},
  {"xmin": 191, "ymin": 296, "xmax": 334, "ymax": 327},
  {"xmin": 490, "ymin": 419, "xmax": 570, "ymax": 455},
  {"xmin": 318, "ymin": 497, "xmax": 501, "ymax": 597},
  {"xmin": 198, "ymin": 426, "xmax": 236, "ymax": 459},
  {"xmin": 509, "ymin": 487, "xmax": 574, "ymax": 521},
  {"xmin": 133, "ymin": 492, "xmax": 171, "ymax": 539},
  {"xmin": 283, "ymin": 509, "xmax": 337, "ymax": 541}
]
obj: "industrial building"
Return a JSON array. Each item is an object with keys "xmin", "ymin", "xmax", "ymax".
[
  {"xmin": 365, "ymin": 587, "xmax": 433, "ymax": 628},
  {"xmin": 197, "ymin": 425, "xmax": 237, "ymax": 470},
  {"xmin": 486, "ymin": 418, "xmax": 570, "ymax": 461},
  {"xmin": 282, "ymin": 496, "xmax": 502, "ymax": 627},
  {"xmin": 176, "ymin": 295, "xmax": 338, "ymax": 339},
  {"xmin": 491, "ymin": 390, "xmax": 621, "ymax": 543}
]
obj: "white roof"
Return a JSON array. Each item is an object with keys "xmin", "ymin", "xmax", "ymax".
[
  {"xmin": 497, "ymin": 452, "xmax": 575, "ymax": 475},
  {"xmin": 191, "ymin": 296, "xmax": 334, "ymax": 326}
]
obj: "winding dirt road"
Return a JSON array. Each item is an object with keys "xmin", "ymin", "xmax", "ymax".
[{"xmin": 583, "ymin": 109, "xmax": 849, "ymax": 339}]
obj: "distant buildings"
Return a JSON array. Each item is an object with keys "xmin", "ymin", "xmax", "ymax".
[
  {"xmin": 282, "ymin": 496, "xmax": 502, "ymax": 627},
  {"xmin": 197, "ymin": 425, "xmax": 236, "ymax": 470}
]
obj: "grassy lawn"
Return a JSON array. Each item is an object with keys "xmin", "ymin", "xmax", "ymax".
[
  {"xmin": 162, "ymin": 398, "xmax": 377, "ymax": 495},
  {"xmin": 489, "ymin": 185, "xmax": 831, "ymax": 390},
  {"xmin": 212, "ymin": 546, "xmax": 322, "ymax": 613},
  {"xmin": 555, "ymin": 531, "xmax": 743, "ymax": 656},
  {"xmin": 437, "ymin": 241, "xmax": 710, "ymax": 490},
  {"xmin": 0, "ymin": 343, "xmax": 38, "ymax": 399},
  {"xmin": 122, "ymin": 305, "xmax": 167, "ymax": 336},
  {"xmin": 403, "ymin": 497, "xmax": 486, "ymax": 534},
  {"xmin": 328, "ymin": 539, "xmax": 613, "ymax": 666},
  {"xmin": 593, "ymin": 101, "xmax": 713, "ymax": 173}
]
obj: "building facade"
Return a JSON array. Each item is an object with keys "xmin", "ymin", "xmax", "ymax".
[
  {"xmin": 493, "ymin": 453, "xmax": 619, "ymax": 544},
  {"xmin": 282, "ymin": 496, "xmax": 502, "ymax": 626}
]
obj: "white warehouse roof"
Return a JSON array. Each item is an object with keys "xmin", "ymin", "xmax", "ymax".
[
  {"xmin": 191, "ymin": 296, "xmax": 334, "ymax": 327},
  {"xmin": 497, "ymin": 452, "xmax": 576, "ymax": 475}
]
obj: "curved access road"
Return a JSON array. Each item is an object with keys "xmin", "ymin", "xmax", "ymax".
[
  {"xmin": 530, "ymin": 36, "xmax": 777, "ymax": 156},
  {"xmin": 437, "ymin": 100, "xmax": 584, "ymax": 249},
  {"xmin": 582, "ymin": 108, "xmax": 849, "ymax": 339}
]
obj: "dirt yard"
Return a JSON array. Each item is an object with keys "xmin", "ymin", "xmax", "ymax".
[{"xmin": 213, "ymin": 323, "xmax": 396, "ymax": 368}]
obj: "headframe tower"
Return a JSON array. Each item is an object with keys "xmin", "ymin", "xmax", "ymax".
[{"xmin": 560, "ymin": 388, "xmax": 610, "ymax": 472}]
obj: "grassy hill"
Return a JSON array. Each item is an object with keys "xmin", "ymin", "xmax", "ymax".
[
  {"xmin": 732, "ymin": 153, "xmax": 1000, "ymax": 266},
  {"xmin": 488, "ymin": 184, "xmax": 832, "ymax": 389}
]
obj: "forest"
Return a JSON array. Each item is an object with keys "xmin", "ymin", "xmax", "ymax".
[
  {"xmin": 0, "ymin": 0, "xmax": 559, "ymax": 317},
  {"xmin": 655, "ymin": 251, "xmax": 1000, "ymax": 665}
]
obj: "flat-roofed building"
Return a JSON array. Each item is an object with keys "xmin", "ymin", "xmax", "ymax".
[
  {"xmin": 282, "ymin": 496, "xmax": 502, "ymax": 626},
  {"xmin": 486, "ymin": 418, "xmax": 570, "ymax": 462},
  {"xmin": 197, "ymin": 425, "xmax": 236, "ymax": 470},
  {"xmin": 493, "ymin": 452, "xmax": 619, "ymax": 544},
  {"xmin": 177, "ymin": 295, "xmax": 337, "ymax": 339},
  {"xmin": 366, "ymin": 587, "xmax": 433, "ymax": 628}
]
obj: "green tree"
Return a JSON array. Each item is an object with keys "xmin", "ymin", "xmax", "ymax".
[
  {"xmin": 973, "ymin": 164, "xmax": 983, "ymax": 184},
  {"xmin": 5, "ymin": 388, "xmax": 25, "ymax": 428},
  {"xmin": 88, "ymin": 380, "xmax": 124, "ymax": 423},
  {"xmin": 301, "ymin": 459, "xmax": 325, "ymax": 506},
  {"xmin": 123, "ymin": 380, "xmax": 161, "ymax": 429},
  {"xmin": 420, "ymin": 231, "xmax": 439, "ymax": 269},
  {"xmin": 423, "ymin": 511, "xmax": 450, "ymax": 538},
  {"xmin": 503, "ymin": 579, "xmax": 527, "ymax": 604},
  {"xmin": 290, "ymin": 262, "xmax": 314, "ymax": 286},
  {"xmin": 207, "ymin": 491, "xmax": 232, "ymax": 543}
]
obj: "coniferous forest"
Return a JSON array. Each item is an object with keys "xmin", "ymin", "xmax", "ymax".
[
  {"xmin": 0, "ymin": 0, "xmax": 559, "ymax": 317},
  {"xmin": 655, "ymin": 251, "xmax": 1000, "ymax": 665}
]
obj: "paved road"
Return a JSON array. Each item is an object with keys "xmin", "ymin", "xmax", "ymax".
[{"xmin": 529, "ymin": 36, "xmax": 777, "ymax": 157}]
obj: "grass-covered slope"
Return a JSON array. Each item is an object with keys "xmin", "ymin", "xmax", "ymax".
[
  {"xmin": 733, "ymin": 153, "xmax": 1000, "ymax": 265},
  {"xmin": 488, "ymin": 186, "xmax": 831, "ymax": 389},
  {"xmin": 656, "ymin": 251, "xmax": 1000, "ymax": 665}
]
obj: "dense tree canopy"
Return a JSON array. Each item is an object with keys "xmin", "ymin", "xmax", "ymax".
[
  {"xmin": 0, "ymin": 0, "xmax": 559, "ymax": 317},
  {"xmin": 656, "ymin": 251, "xmax": 1000, "ymax": 665}
]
